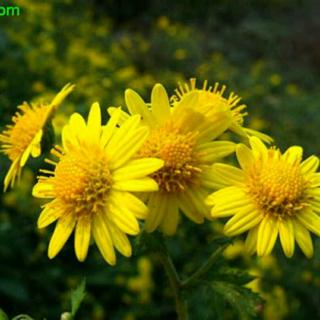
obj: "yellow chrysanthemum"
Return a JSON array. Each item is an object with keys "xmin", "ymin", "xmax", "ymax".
[
  {"xmin": 171, "ymin": 78, "xmax": 272, "ymax": 143},
  {"xmin": 32, "ymin": 103, "xmax": 163, "ymax": 265},
  {"xmin": 206, "ymin": 136, "xmax": 320, "ymax": 258},
  {"xmin": 0, "ymin": 84, "xmax": 75, "ymax": 191},
  {"xmin": 108, "ymin": 83, "xmax": 236, "ymax": 235}
]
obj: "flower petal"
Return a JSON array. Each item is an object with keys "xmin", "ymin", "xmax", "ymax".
[
  {"xmin": 107, "ymin": 220, "xmax": 132, "ymax": 257},
  {"xmin": 197, "ymin": 141, "xmax": 236, "ymax": 163},
  {"xmin": 145, "ymin": 193, "xmax": 168, "ymax": 233},
  {"xmin": 279, "ymin": 219, "xmax": 295, "ymax": 258},
  {"xmin": 113, "ymin": 177, "xmax": 159, "ymax": 192},
  {"xmin": 112, "ymin": 158, "xmax": 164, "ymax": 181},
  {"xmin": 125, "ymin": 89, "xmax": 155, "ymax": 125},
  {"xmin": 300, "ymin": 155, "xmax": 319, "ymax": 175},
  {"xmin": 257, "ymin": 217, "xmax": 278, "ymax": 256},
  {"xmin": 74, "ymin": 216, "xmax": 91, "ymax": 262},
  {"xmin": 293, "ymin": 219, "xmax": 313, "ymax": 258},
  {"xmin": 224, "ymin": 206, "xmax": 261, "ymax": 236},
  {"xmin": 160, "ymin": 196, "xmax": 179, "ymax": 236},
  {"xmin": 48, "ymin": 213, "xmax": 76, "ymax": 259},
  {"xmin": 296, "ymin": 208, "xmax": 320, "ymax": 236},
  {"xmin": 212, "ymin": 163, "xmax": 245, "ymax": 186},
  {"xmin": 151, "ymin": 83, "xmax": 171, "ymax": 124},
  {"xmin": 92, "ymin": 213, "xmax": 116, "ymax": 265},
  {"xmin": 236, "ymin": 144, "xmax": 254, "ymax": 171},
  {"xmin": 245, "ymin": 225, "xmax": 259, "ymax": 254}
]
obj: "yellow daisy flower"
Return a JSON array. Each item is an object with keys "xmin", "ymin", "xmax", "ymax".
[
  {"xmin": 171, "ymin": 78, "xmax": 272, "ymax": 143},
  {"xmin": 0, "ymin": 84, "xmax": 75, "ymax": 191},
  {"xmin": 32, "ymin": 103, "xmax": 163, "ymax": 265},
  {"xmin": 206, "ymin": 136, "xmax": 320, "ymax": 258},
  {"xmin": 108, "ymin": 83, "xmax": 236, "ymax": 235}
]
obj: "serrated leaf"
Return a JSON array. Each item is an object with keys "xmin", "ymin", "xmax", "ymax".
[
  {"xmin": 71, "ymin": 279, "xmax": 86, "ymax": 317},
  {"xmin": 216, "ymin": 267, "xmax": 256, "ymax": 285},
  {"xmin": 210, "ymin": 281, "xmax": 262, "ymax": 320}
]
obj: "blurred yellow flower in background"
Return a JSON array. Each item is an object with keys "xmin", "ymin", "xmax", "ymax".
[
  {"xmin": 206, "ymin": 136, "xmax": 320, "ymax": 258},
  {"xmin": 171, "ymin": 78, "xmax": 273, "ymax": 143},
  {"xmin": 0, "ymin": 83, "xmax": 74, "ymax": 191},
  {"xmin": 109, "ymin": 83, "xmax": 236, "ymax": 235},
  {"xmin": 33, "ymin": 103, "xmax": 163, "ymax": 265}
]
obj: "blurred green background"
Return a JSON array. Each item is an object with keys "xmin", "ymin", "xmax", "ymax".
[{"xmin": 1, "ymin": 0, "xmax": 320, "ymax": 319}]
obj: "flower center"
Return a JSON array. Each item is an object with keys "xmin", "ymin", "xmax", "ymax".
[
  {"xmin": 53, "ymin": 146, "xmax": 112, "ymax": 216},
  {"xmin": 138, "ymin": 123, "xmax": 201, "ymax": 192},
  {"xmin": 247, "ymin": 150, "xmax": 307, "ymax": 218},
  {"xmin": 0, "ymin": 103, "xmax": 48, "ymax": 160}
]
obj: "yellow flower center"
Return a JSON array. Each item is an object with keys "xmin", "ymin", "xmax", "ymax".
[
  {"xmin": 247, "ymin": 151, "xmax": 306, "ymax": 218},
  {"xmin": 0, "ymin": 103, "xmax": 48, "ymax": 160},
  {"xmin": 138, "ymin": 123, "xmax": 201, "ymax": 192},
  {"xmin": 53, "ymin": 146, "xmax": 112, "ymax": 216}
]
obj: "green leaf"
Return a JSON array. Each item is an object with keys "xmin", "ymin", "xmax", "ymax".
[
  {"xmin": 216, "ymin": 267, "xmax": 256, "ymax": 286},
  {"xmin": 210, "ymin": 281, "xmax": 262, "ymax": 320},
  {"xmin": 71, "ymin": 279, "xmax": 86, "ymax": 317},
  {"xmin": 0, "ymin": 309, "xmax": 8, "ymax": 320}
]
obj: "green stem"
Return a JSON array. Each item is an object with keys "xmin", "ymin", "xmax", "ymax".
[
  {"xmin": 182, "ymin": 244, "xmax": 228, "ymax": 288},
  {"xmin": 158, "ymin": 251, "xmax": 188, "ymax": 320}
]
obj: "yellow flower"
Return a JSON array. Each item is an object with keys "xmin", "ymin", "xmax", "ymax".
[
  {"xmin": 108, "ymin": 84, "xmax": 236, "ymax": 235},
  {"xmin": 0, "ymin": 84, "xmax": 75, "ymax": 191},
  {"xmin": 171, "ymin": 78, "xmax": 272, "ymax": 143},
  {"xmin": 206, "ymin": 137, "xmax": 320, "ymax": 258},
  {"xmin": 32, "ymin": 103, "xmax": 163, "ymax": 265}
]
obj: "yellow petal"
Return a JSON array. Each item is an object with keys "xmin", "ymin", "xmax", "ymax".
[
  {"xmin": 48, "ymin": 213, "xmax": 76, "ymax": 259},
  {"xmin": 245, "ymin": 226, "xmax": 259, "ymax": 255},
  {"xmin": 112, "ymin": 191, "xmax": 149, "ymax": 219},
  {"xmin": 38, "ymin": 202, "xmax": 63, "ymax": 228},
  {"xmin": 151, "ymin": 83, "xmax": 171, "ymax": 124},
  {"xmin": 257, "ymin": 217, "xmax": 278, "ymax": 256},
  {"xmin": 293, "ymin": 219, "xmax": 313, "ymax": 258},
  {"xmin": 224, "ymin": 206, "xmax": 261, "ymax": 236},
  {"xmin": 212, "ymin": 163, "xmax": 245, "ymax": 186},
  {"xmin": 249, "ymin": 136, "xmax": 268, "ymax": 160},
  {"xmin": 4, "ymin": 157, "xmax": 20, "ymax": 191},
  {"xmin": 178, "ymin": 191, "xmax": 204, "ymax": 224},
  {"xmin": 236, "ymin": 144, "xmax": 254, "ymax": 171},
  {"xmin": 50, "ymin": 83, "xmax": 75, "ymax": 112},
  {"xmin": 92, "ymin": 213, "xmax": 116, "ymax": 265},
  {"xmin": 87, "ymin": 102, "xmax": 101, "ymax": 144},
  {"xmin": 160, "ymin": 197, "xmax": 179, "ymax": 236},
  {"xmin": 197, "ymin": 141, "xmax": 236, "ymax": 163},
  {"xmin": 283, "ymin": 146, "xmax": 303, "ymax": 165},
  {"xmin": 296, "ymin": 208, "xmax": 320, "ymax": 236},
  {"xmin": 32, "ymin": 181, "xmax": 55, "ymax": 198},
  {"xmin": 108, "ymin": 200, "xmax": 140, "ymax": 235},
  {"xmin": 279, "ymin": 219, "xmax": 295, "ymax": 258},
  {"xmin": 243, "ymin": 128, "xmax": 273, "ymax": 144},
  {"xmin": 74, "ymin": 216, "xmax": 91, "ymax": 262},
  {"xmin": 184, "ymin": 187, "xmax": 211, "ymax": 219},
  {"xmin": 113, "ymin": 177, "xmax": 158, "ymax": 192},
  {"xmin": 107, "ymin": 106, "xmax": 130, "ymax": 125},
  {"xmin": 112, "ymin": 158, "xmax": 163, "ymax": 181},
  {"xmin": 300, "ymin": 155, "xmax": 319, "ymax": 175},
  {"xmin": 107, "ymin": 221, "xmax": 132, "ymax": 257},
  {"xmin": 30, "ymin": 130, "xmax": 43, "ymax": 158},
  {"xmin": 172, "ymin": 91, "xmax": 198, "ymax": 116},
  {"xmin": 145, "ymin": 193, "xmax": 168, "ymax": 233},
  {"xmin": 125, "ymin": 89, "xmax": 155, "ymax": 125},
  {"xmin": 69, "ymin": 113, "xmax": 87, "ymax": 134},
  {"xmin": 101, "ymin": 108, "xmax": 122, "ymax": 147}
]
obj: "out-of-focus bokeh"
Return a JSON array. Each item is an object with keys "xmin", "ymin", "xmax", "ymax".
[{"xmin": 1, "ymin": 0, "xmax": 320, "ymax": 319}]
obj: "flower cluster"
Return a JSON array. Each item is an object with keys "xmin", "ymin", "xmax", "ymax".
[{"xmin": 1, "ymin": 79, "xmax": 319, "ymax": 265}]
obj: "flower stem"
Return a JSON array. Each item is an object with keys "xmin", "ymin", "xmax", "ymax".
[
  {"xmin": 158, "ymin": 251, "xmax": 188, "ymax": 320},
  {"xmin": 181, "ymin": 244, "xmax": 228, "ymax": 288}
]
